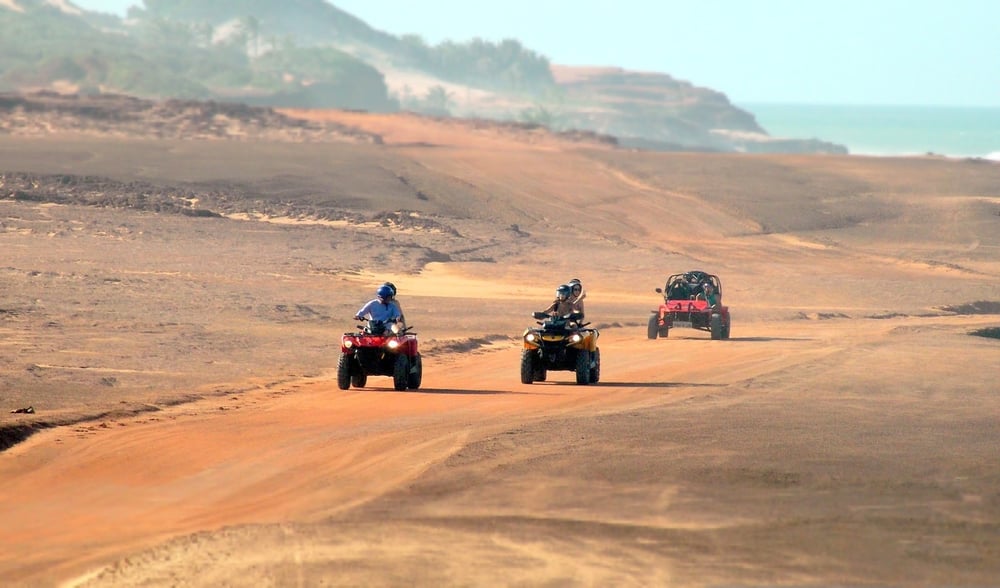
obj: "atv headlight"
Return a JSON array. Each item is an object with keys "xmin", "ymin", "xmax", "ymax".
[
  {"xmin": 344, "ymin": 340, "xmax": 353, "ymax": 348},
  {"xmin": 387, "ymin": 339, "xmax": 400, "ymax": 350},
  {"xmin": 570, "ymin": 333, "xmax": 582, "ymax": 343},
  {"xmin": 525, "ymin": 333, "xmax": 537, "ymax": 343}
]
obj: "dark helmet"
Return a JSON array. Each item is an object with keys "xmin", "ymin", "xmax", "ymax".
[
  {"xmin": 376, "ymin": 285, "xmax": 394, "ymax": 301},
  {"xmin": 556, "ymin": 284, "xmax": 571, "ymax": 301},
  {"xmin": 382, "ymin": 282, "xmax": 397, "ymax": 297}
]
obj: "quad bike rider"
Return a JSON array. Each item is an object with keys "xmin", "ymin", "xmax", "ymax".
[
  {"xmin": 338, "ymin": 285, "xmax": 422, "ymax": 391},
  {"xmin": 648, "ymin": 271, "xmax": 731, "ymax": 340},
  {"xmin": 521, "ymin": 284, "xmax": 600, "ymax": 385}
]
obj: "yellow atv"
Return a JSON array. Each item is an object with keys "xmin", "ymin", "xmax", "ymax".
[{"xmin": 521, "ymin": 311, "xmax": 600, "ymax": 385}]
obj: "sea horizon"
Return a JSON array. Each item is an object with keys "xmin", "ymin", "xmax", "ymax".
[{"xmin": 739, "ymin": 102, "xmax": 1000, "ymax": 160}]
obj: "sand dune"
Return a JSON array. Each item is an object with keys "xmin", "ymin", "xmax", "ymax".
[{"xmin": 1, "ymin": 109, "xmax": 999, "ymax": 586}]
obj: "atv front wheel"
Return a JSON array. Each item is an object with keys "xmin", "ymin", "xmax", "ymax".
[
  {"xmin": 520, "ymin": 349, "xmax": 537, "ymax": 384},
  {"xmin": 575, "ymin": 350, "xmax": 591, "ymax": 385},
  {"xmin": 393, "ymin": 354, "xmax": 410, "ymax": 391},
  {"xmin": 351, "ymin": 372, "xmax": 367, "ymax": 388},
  {"xmin": 407, "ymin": 354, "xmax": 423, "ymax": 389},
  {"xmin": 589, "ymin": 348, "xmax": 601, "ymax": 383},
  {"xmin": 647, "ymin": 315, "xmax": 659, "ymax": 339},
  {"xmin": 336, "ymin": 354, "xmax": 352, "ymax": 390}
]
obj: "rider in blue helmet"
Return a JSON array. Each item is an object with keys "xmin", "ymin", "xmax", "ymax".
[{"xmin": 354, "ymin": 284, "xmax": 402, "ymax": 324}]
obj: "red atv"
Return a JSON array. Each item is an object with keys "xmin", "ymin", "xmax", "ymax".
[
  {"xmin": 648, "ymin": 271, "xmax": 731, "ymax": 340},
  {"xmin": 337, "ymin": 319, "xmax": 422, "ymax": 391}
]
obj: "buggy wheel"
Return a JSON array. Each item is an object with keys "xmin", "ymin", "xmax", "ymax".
[
  {"xmin": 393, "ymin": 354, "xmax": 409, "ymax": 391},
  {"xmin": 407, "ymin": 354, "xmax": 423, "ymax": 389},
  {"xmin": 575, "ymin": 350, "xmax": 591, "ymax": 385},
  {"xmin": 351, "ymin": 371, "xmax": 367, "ymax": 388},
  {"xmin": 336, "ymin": 354, "xmax": 352, "ymax": 390},
  {"xmin": 520, "ymin": 349, "xmax": 537, "ymax": 384},
  {"xmin": 647, "ymin": 315, "xmax": 659, "ymax": 339},
  {"xmin": 722, "ymin": 318, "xmax": 731, "ymax": 340},
  {"xmin": 536, "ymin": 368, "xmax": 547, "ymax": 382},
  {"xmin": 589, "ymin": 348, "xmax": 601, "ymax": 383},
  {"xmin": 710, "ymin": 313, "xmax": 722, "ymax": 340}
]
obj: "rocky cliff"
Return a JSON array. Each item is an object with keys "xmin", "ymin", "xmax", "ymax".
[{"xmin": 550, "ymin": 66, "xmax": 846, "ymax": 154}]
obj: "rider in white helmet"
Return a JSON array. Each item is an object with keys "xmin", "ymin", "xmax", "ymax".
[
  {"xmin": 381, "ymin": 281, "xmax": 406, "ymax": 329},
  {"xmin": 567, "ymin": 278, "xmax": 586, "ymax": 319}
]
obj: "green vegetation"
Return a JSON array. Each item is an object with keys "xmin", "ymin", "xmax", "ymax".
[
  {"xmin": 252, "ymin": 47, "xmax": 397, "ymax": 111},
  {"xmin": 397, "ymin": 35, "xmax": 555, "ymax": 93},
  {"xmin": 0, "ymin": 0, "xmax": 552, "ymax": 110},
  {"xmin": 971, "ymin": 327, "xmax": 1000, "ymax": 340}
]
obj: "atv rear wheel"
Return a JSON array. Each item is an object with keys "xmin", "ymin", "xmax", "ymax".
[
  {"xmin": 710, "ymin": 313, "xmax": 722, "ymax": 340},
  {"xmin": 520, "ymin": 349, "xmax": 537, "ymax": 384},
  {"xmin": 589, "ymin": 348, "xmax": 601, "ymax": 383},
  {"xmin": 407, "ymin": 354, "xmax": 423, "ymax": 389},
  {"xmin": 575, "ymin": 350, "xmax": 591, "ymax": 385},
  {"xmin": 336, "ymin": 354, "xmax": 352, "ymax": 390},
  {"xmin": 647, "ymin": 315, "xmax": 659, "ymax": 339},
  {"xmin": 393, "ymin": 354, "xmax": 409, "ymax": 391}
]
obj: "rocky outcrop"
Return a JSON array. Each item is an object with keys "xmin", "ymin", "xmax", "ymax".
[
  {"xmin": 551, "ymin": 66, "xmax": 847, "ymax": 154},
  {"xmin": 0, "ymin": 91, "xmax": 382, "ymax": 143}
]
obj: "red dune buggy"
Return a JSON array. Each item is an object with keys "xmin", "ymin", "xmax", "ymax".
[{"xmin": 648, "ymin": 271, "xmax": 731, "ymax": 340}]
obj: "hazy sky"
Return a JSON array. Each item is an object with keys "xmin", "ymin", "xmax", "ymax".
[{"xmin": 71, "ymin": 0, "xmax": 998, "ymax": 107}]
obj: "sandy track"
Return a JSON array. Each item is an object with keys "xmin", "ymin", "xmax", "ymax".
[{"xmin": 3, "ymin": 314, "xmax": 999, "ymax": 586}]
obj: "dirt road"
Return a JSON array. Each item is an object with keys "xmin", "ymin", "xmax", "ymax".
[{"xmin": 3, "ymin": 314, "xmax": 999, "ymax": 586}]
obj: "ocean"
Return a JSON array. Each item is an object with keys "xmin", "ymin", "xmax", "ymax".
[{"xmin": 739, "ymin": 103, "xmax": 1000, "ymax": 159}]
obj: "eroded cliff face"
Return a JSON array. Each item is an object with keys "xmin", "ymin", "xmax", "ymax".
[{"xmin": 551, "ymin": 66, "xmax": 847, "ymax": 154}]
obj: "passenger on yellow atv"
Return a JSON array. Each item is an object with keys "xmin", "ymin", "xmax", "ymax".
[{"xmin": 567, "ymin": 278, "xmax": 586, "ymax": 319}]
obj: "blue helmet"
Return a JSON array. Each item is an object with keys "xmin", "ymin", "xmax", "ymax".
[{"xmin": 377, "ymin": 285, "xmax": 394, "ymax": 301}]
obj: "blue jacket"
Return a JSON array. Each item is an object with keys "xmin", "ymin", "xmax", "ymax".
[{"xmin": 355, "ymin": 299, "xmax": 402, "ymax": 323}]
